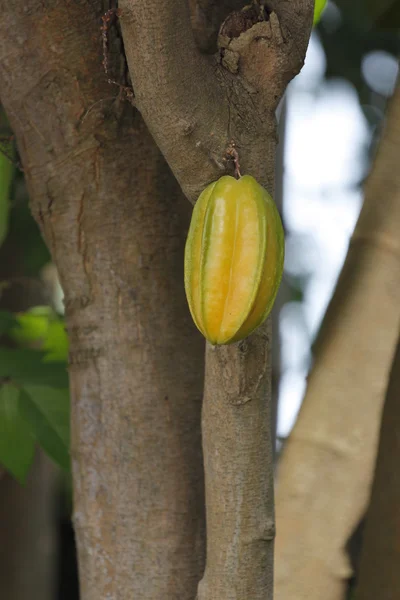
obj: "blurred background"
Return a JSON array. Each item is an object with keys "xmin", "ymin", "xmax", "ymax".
[
  {"xmin": 276, "ymin": 1, "xmax": 399, "ymax": 442},
  {"xmin": 0, "ymin": 1, "xmax": 399, "ymax": 598}
]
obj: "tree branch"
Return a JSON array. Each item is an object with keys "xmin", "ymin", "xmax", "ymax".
[
  {"xmin": 119, "ymin": 3, "xmax": 313, "ymax": 599},
  {"xmin": 275, "ymin": 80, "xmax": 400, "ymax": 600},
  {"xmin": 356, "ymin": 335, "xmax": 400, "ymax": 599},
  {"xmin": 199, "ymin": 327, "xmax": 275, "ymax": 600},
  {"xmin": 119, "ymin": 0, "xmax": 313, "ymax": 201}
]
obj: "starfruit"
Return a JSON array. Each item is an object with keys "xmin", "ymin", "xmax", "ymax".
[{"xmin": 184, "ymin": 175, "xmax": 284, "ymax": 345}]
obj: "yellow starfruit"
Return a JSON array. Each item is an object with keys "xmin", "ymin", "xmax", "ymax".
[{"xmin": 184, "ymin": 174, "xmax": 284, "ymax": 345}]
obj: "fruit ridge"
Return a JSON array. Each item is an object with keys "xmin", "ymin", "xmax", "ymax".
[{"xmin": 184, "ymin": 175, "xmax": 284, "ymax": 345}]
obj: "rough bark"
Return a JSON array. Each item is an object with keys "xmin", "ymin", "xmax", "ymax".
[
  {"xmin": 189, "ymin": 0, "xmax": 247, "ymax": 53},
  {"xmin": 0, "ymin": 451, "xmax": 58, "ymax": 600},
  {"xmin": 0, "ymin": 0, "xmax": 314, "ymax": 598},
  {"xmin": 275, "ymin": 82, "xmax": 400, "ymax": 600},
  {"xmin": 356, "ymin": 337, "xmax": 400, "ymax": 600},
  {"xmin": 119, "ymin": 0, "xmax": 313, "ymax": 202},
  {"xmin": 198, "ymin": 328, "xmax": 274, "ymax": 600},
  {"xmin": 119, "ymin": 2, "xmax": 313, "ymax": 598},
  {"xmin": 0, "ymin": 3, "xmax": 205, "ymax": 600}
]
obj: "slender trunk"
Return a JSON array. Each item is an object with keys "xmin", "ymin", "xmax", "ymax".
[
  {"xmin": 275, "ymin": 83, "xmax": 400, "ymax": 600},
  {"xmin": 0, "ymin": 4, "xmax": 205, "ymax": 599},
  {"xmin": 0, "ymin": 451, "xmax": 58, "ymax": 600},
  {"xmin": 198, "ymin": 326, "xmax": 275, "ymax": 600},
  {"xmin": 355, "ymin": 336, "xmax": 400, "ymax": 600}
]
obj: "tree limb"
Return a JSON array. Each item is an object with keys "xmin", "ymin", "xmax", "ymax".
[
  {"xmin": 199, "ymin": 328, "xmax": 275, "ymax": 600},
  {"xmin": 356, "ymin": 335, "xmax": 400, "ymax": 599},
  {"xmin": 275, "ymin": 80, "xmax": 400, "ymax": 600},
  {"xmin": 119, "ymin": 0, "xmax": 313, "ymax": 201}
]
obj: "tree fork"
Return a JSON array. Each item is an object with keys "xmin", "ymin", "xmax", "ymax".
[
  {"xmin": 119, "ymin": 1, "xmax": 313, "ymax": 598},
  {"xmin": 0, "ymin": 0, "xmax": 314, "ymax": 598}
]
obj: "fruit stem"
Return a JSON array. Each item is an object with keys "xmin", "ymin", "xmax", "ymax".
[{"xmin": 227, "ymin": 141, "xmax": 242, "ymax": 179}]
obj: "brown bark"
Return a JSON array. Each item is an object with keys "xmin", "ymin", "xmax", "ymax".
[
  {"xmin": 356, "ymin": 337, "xmax": 400, "ymax": 600},
  {"xmin": 189, "ymin": 0, "xmax": 247, "ymax": 53},
  {"xmin": 275, "ymin": 82, "xmax": 400, "ymax": 600},
  {"xmin": 118, "ymin": 2, "xmax": 313, "ymax": 598},
  {"xmin": 198, "ymin": 327, "xmax": 275, "ymax": 600},
  {"xmin": 0, "ymin": 3, "xmax": 205, "ymax": 600},
  {"xmin": 119, "ymin": 0, "xmax": 313, "ymax": 202},
  {"xmin": 0, "ymin": 451, "xmax": 58, "ymax": 600},
  {"xmin": 0, "ymin": 1, "xmax": 313, "ymax": 599}
]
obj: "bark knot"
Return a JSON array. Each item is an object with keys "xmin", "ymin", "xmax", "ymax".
[{"xmin": 217, "ymin": 3, "xmax": 303, "ymax": 110}]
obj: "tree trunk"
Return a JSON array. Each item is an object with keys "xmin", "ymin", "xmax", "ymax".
[
  {"xmin": 0, "ymin": 451, "xmax": 58, "ymax": 600},
  {"xmin": 355, "ymin": 336, "xmax": 400, "ymax": 600},
  {"xmin": 275, "ymin": 82, "xmax": 400, "ymax": 600},
  {"xmin": 0, "ymin": 1, "xmax": 313, "ymax": 599},
  {"xmin": 66, "ymin": 114, "xmax": 206, "ymax": 600},
  {"xmin": 0, "ymin": 3, "xmax": 205, "ymax": 599},
  {"xmin": 120, "ymin": 3, "xmax": 312, "ymax": 596},
  {"xmin": 198, "ymin": 327, "xmax": 275, "ymax": 600}
]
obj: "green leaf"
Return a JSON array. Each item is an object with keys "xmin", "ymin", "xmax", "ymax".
[
  {"xmin": 19, "ymin": 386, "xmax": 70, "ymax": 471},
  {"xmin": 0, "ymin": 384, "xmax": 35, "ymax": 483},
  {"xmin": 0, "ymin": 310, "xmax": 17, "ymax": 336},
  {"xmin": 43, "ymin": 320, "xmax": 69, "ymax": 363},
  {"xmin": 313, "ymin": 0, "xmax": 327, "ymax": 25},
  {"xmin": 11, "ymin": 310, "xmax": 50, "ymax": 347},
  {"xmin": 0, "ymin": 151, "xmax": 14, "ymax": 247},
  {"xmin": 9, "ymin": 306, "xmax": 69, "ymax": 362},
  {"xmin": 0, "ymin": 348, "xmax": 69, "ymax": 388}
]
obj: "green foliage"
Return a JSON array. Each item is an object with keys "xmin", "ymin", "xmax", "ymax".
[
  {"xmin": 10, "ymin": 305, "xmax": 69, "ymax": 362},
  {"xmin": 0, "ymin": 116, "xmax": 69, "ymax": 483},
  {"xmin": 0, "ymin": 384, "xmax": 35, "ymax": 483},
  {"xmin": 313, "ymin": 0, "xmax": 327, "ymax": 25},
  {"xmin": 0, "ymin": 152, "xmax": 14, "ymax": 247},
  {"xmin": 11, "ymin": 307, "xmax": 51, "ymax": 346},
  {"xmin": 0, "ymin": 309, "xmax": 17, "ymax": 335},
  {"xmin": 19, "ymin": 386, "xmax": 70, "ymax": 471},
  {"xmin": 0, "ymin": 309, "xmax": 70, "ymax": 480},
  {"xmin": 0, "ymin": 348, "xmax": 68, "ymax": 388},
  {"xmin": 43, "ymin": 320, "xmax": 69, "ymax": 362}
]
